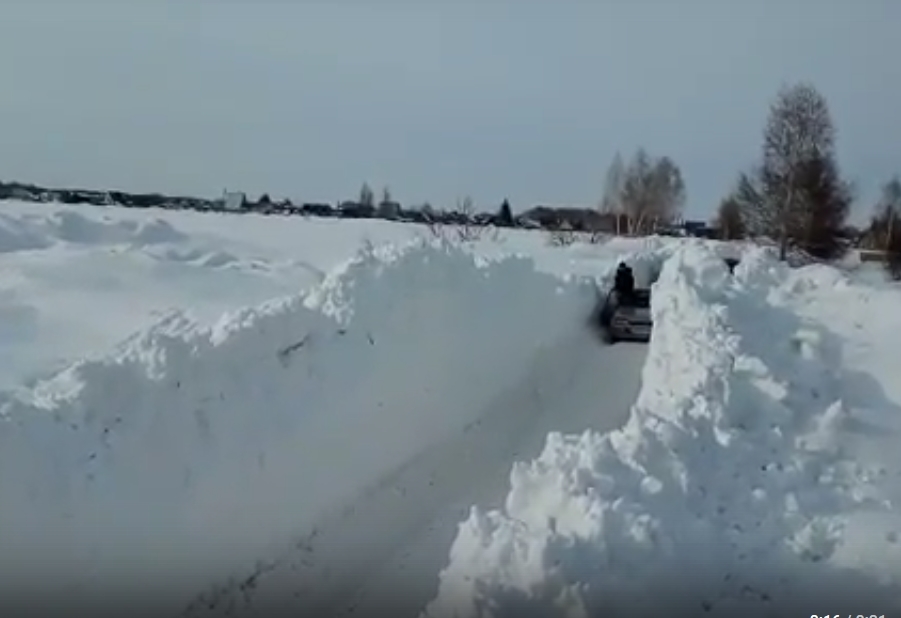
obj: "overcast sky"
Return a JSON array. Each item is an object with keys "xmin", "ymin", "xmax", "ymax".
[{"xmin": 1, "ymin": 1, "xmax": 899, "ymax": 221}]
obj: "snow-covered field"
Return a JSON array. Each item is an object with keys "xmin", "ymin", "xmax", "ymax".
[
  {"xmin": 1, "ymin": 200, "xmax": 899, "ymax": 617},
  {"xmin": 0, "ymin": 201, "xmax": 661, "ymax": 392}
]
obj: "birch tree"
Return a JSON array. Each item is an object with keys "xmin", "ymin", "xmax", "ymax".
[{"xmin": 734, "ymin": 82, "xmax": 850, "ymax": 260}]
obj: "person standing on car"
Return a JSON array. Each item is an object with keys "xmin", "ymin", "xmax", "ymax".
[{"xmin": 614, "ymin": 262, "xmax": 635, "ymax": 301}]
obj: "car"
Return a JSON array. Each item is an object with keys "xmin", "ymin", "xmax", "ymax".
[
  {"xmin": 597, "ymin": 287, "xmax": 653, "ymax": 344},
  {"xmin": 590, "ymin": 258, "xmax": 737, "ymax": 345}
]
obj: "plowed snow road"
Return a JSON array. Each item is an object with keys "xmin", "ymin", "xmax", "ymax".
[{"xmin": 184, "ymin": 333, "xmax": 646, "ymax": 618}]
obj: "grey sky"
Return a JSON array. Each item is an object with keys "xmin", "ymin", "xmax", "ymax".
[{"xmin": 1, "ymin": 2, "xmax": 899, "ymax": 222}]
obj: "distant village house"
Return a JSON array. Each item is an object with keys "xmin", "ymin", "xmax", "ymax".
[{"xmin": 221, "ymin": 190, "xmax": 247, "ymax": 211}]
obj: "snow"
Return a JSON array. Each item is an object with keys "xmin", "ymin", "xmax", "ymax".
[
  {"xmin": 425, "ymin": 244, "xmax": 901, "ymax": 618},
  {"xmin": 771, "ymin": 260, "xmax": 901, "ymax": 585},
  {"xmin": 0, "ymin": 201, "xmax": 660, "ymax": 391},
  {"xmin": 0, "ymin": 203, "xmax": 414, "ymax": 390},
  {"xmin": 0, "ymin": 201, "xmax": 652, "ymax": 616},
  {"xmin": 1, "ymin": 199, "xmax": 900, "ymax": 618}
]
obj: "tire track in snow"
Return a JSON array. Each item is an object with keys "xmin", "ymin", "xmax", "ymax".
[{"xmin": 183, "ymin": 331, "xmax": 646, "ymax": 618}]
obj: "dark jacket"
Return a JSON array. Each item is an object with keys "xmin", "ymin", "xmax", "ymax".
[{"xmin": 614, "ymin": 265, "xmax": 635, "ymax": 296}]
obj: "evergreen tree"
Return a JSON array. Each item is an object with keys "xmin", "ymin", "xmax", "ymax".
[{"xmin": 497, "ymin": 199, "xmax": 513, "ymax": 226}]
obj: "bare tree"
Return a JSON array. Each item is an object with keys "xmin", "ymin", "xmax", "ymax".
[
  {"xmin": 382, "ymin": 185, "xmax": 392, "ymax": 204},
  {"xmin": 620, "ymin": 149, "xmax": 653, "ymax": 235},
  {"xmin": 620, "ymin": 149, "xmax": 686, "ymax": 235},
  {"xmin": 454, "ymin": 196, "xmax": 483, "ymax": 242},
  {"xmin": 867, "ymin": 176, "xmax": 901, "ymax": 278},
  {"xmin": 731, "ymin": 170, "xmax": 767, "ymax": 237},
  {"xmin": 424, "ymin": 207, "xmax": 444, "ymax": 238},
  {"xmin": 650, "ymin": 156, "xmax": 686, "ymax": 227},
  {"xmin": 600, "ymin": 152, "xmax": 625, "ymax": 235},
  {"xmin": 874, "ymin": 176, "xmax": 901, "ymax": 250},
  {"xmin": 425, "ymin": 196, "xmax": 492, "ymax": 243},
  {"xmin": 738, "ymin": 82, "xmax": 849, "ymax": 260},
  {"xmin": 764, "ymin": 83, "xmax": 832, "ymax": 258},
  {"xmin": 715, "ymin": 196, "xmax": 746, "ymax": 240}
]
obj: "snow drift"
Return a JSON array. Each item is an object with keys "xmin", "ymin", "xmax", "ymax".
[
  {"xmin": 0, "ymin": 209, "xmax": 186, "ymax": 253},
  {"xmin": 424, "ymin": 244, "xmax": 901, "ymax": 618},
  {"xmin": 0, "ymin": 239, "xmax": 603, "ymax": 613}
]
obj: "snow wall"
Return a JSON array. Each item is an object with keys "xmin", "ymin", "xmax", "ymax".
[
  {"xmin": 424, "ymin": 244, "xmax": 901, "ymax": 618},
  {"xmin": 0, "ymin": 239, "xmax": 605, "ymax": 613}
]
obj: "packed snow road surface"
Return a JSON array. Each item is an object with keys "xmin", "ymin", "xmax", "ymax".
[{"xmin": 184, "ymin": 324, "xmax": 645, "ymax": 618}]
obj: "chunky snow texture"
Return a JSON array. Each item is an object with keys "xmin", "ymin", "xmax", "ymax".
[
  {"xmin": 0, "ymin": 239, "xmax": 600, "ymax": 612},
  {"xmin": 424, "ymin": 244, "xmax": 901, "ymax": 618}
]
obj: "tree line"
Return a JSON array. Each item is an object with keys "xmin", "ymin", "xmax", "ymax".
[
  {"xmin": 599, "ymin": 150, "xmax": 686, "ymax": 236},
  {"xmin": 714, "ymin": 82, "xmax": 853, "ymax": 263},
  {"xmin": 713, "ymin": 82, "xmax": 899, "ymax": 278},
  {"xmin": 4, "ymin": 80, "xmax": 898, "ymax": 277},
  {"xmin": 596, "ymin": 81, "xmax": 901, "ymax": 279}
]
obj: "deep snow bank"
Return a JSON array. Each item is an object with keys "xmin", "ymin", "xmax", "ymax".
[
  {"xmin": 0, "ymin": 239, "xmax": 600, "ymax": 611},
  {"xmin": 424, "ymin": 245, "xmax": 901, "ymax": 618}
]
